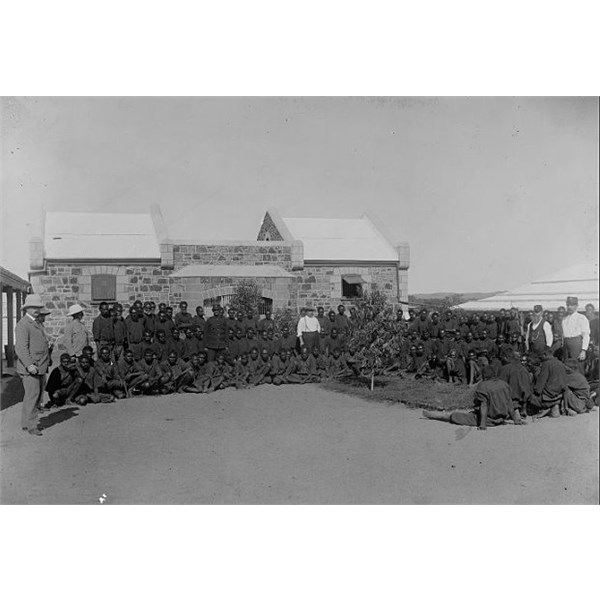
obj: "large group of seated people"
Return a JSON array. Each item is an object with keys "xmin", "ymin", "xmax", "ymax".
[{"xmin": 45, "ymin": 297, "xmax": 598, "ymax": 424}]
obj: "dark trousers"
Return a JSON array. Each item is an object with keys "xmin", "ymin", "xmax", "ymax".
[
  {"xmin": 302, "ymin": 332, "xmax": 320, "ymax": 352},
  {"xmin": 563, "ymin": 336, "xmax": 584, "ymax": 373},
  {"xmin": 205, "ymin": 347, "xmax": 226, "ymax": 362}
]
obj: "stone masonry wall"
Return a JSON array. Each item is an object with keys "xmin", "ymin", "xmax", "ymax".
[
  {"xmin": 257, "ymin": 212, "xmax": 284, "ymax": 241},
  {"xmin": 173, "ymin": 243, "xmax": 292, "ymax": 270},
  {"xmin": 294, "ymin": 264, "xmax": 400, "ymax": 310},
  {"xmin": 30, "ymin": 262, "xmax": 173, "ymax": 343},
  {"xmin": 170, "ymin": 276, "xmax": 295, "ymax": 310}
]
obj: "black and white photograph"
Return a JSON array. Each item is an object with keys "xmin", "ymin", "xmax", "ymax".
[
  {"xmin": 2, "ymin": 96, "xmax": 597, "ymax": 505},
  {"xmin": 1, "ymin": 3, "xmax": 599, "ymax": 599}
]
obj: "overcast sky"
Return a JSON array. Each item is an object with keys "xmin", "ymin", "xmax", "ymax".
[{"xmin": 1, "ymin": 96, "xmax": 597, "ymax": 293}]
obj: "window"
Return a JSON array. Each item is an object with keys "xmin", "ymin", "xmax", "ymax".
[
  {"xmin": 342, "ymin": 274, "xmax": 364, "ymax": 298},
  {"xmin": 258, "ymin": 297, "xmax": 273, "ymax": 315},
  {"xmin": 91, "ymin": 274, "xmax": 117, "ymax": 302}
]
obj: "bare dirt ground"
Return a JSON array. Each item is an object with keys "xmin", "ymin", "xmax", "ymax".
[{"xmin": 1, "ymin": 379, "xmax": 598, "ymax": 504}]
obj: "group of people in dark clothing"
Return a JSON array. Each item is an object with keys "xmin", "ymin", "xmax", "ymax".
[
  {"xmin": 415, "ymin": 298, "xmax": 598, "ymax": 429},
  {"xmin": 45, "ymin": 300, "xmax": 358, "ymax": 406},
  {"xmin": 44, "ymin": 295, "xmax": 598, "ymax": 433}
]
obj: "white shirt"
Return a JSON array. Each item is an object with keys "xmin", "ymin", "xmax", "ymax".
[
  {"xmin": 526, "ymin": 319, "xmax": 553, "ymax": 348},
  {"xmin": 561, "ymin": 311, "xmax": 590, "ymax": 350},
  {"xmin": 297, "ymin": 315, "xmax": 321, "ymax": 338}
]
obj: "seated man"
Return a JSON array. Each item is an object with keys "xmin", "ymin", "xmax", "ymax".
[
  {"xmin": 344, "ymin": 346, "xmax": 362, "ymax": 376},
  {"xmin": 159, "ymin": 350, "xmax": 194, "ymax": 394},
  {"xmin": 72, "ymin": 355, "xmax": 115, "ymax": 405},
  {"xmin": 135, "ymin": 348, "xmax": 163, "ymax": 395},
  {"xmin": 562, "ymin": 359, "xmax": 594, "ymax": 415},
  {"xmin": 82, "ymin": 345, "xmax": 95, "ymax": 367},
  {"xmin": 94, "ymin": 346, "xmax": 126, "ymax": 399},
  {"xmin": 423, "ymin": 366, "xmax": 524, "ymax": 430},
  {"xmin": 248, "ymin": 347, "xmax": 273, "ymax": 386},
  {"xmin": 466, "ymin": 349, "xmax": 482, "ymax": 386},
  {"xmin": 117, "ymin": 349, "xmax": 148, "ymax": 397},
  {"xmin": 181, "ymin": 352, "xmax": 212, "ymax": 394},
  {"xmin": 445, "ymin": 348, "xmax": 466, "ymax": 384},
  {"xmin": 204, "ymin": 353, "xmax": 227, "ymax": 391},
  {"xmin": 230, "ymin": 353, "xmax": 251, "ymax": 389},
  {"xmin": 45, "ymin": 353, "xmax": 82, "ymax": 407},
  {"xmin": 151, "ymin": 329, "xmax": 169, "ymax": 363},
  {"xmin": 530, "ymin": 349, "xmax": 567, "ymax": 419},
  {"xmin": 271, "ymin": 349, "xmax": 295, "ymax": 386},
  {"xmin": 287, "ymin": 346, "xmax": 321, "ymax": 384},
  {"xmin": 327, "ymin": 347, "xmax": 352, "ymax": 379},
  {"xmin": 498, "ymin": 350, "xmax": 532, "ymax": 420},
  {"xmin": 311, "ymin": 345, "xmax": 330, "ymax": 378},
  {"xmin": 166, "ymin": 326, "xmax": 185, "ymax": 361}
]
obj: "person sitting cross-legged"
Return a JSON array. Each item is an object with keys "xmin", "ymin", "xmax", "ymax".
[
  {"xmin": 159, "ymin": 350, "xmax": 194, "ymax": 394},
  {"xmin": 249, "ymin": 347, "xmax": 273, "ymax": 386},
  {"xmin": 287, "ymin": 346, "xmax": 321, "ymax": 384},
  {"xmin": 182, "ymin": 352, "xmax": 212, "ymax": 394},
  {"xmin": 135, "ymin": 348, "xmax": 163, "ymax": 395},
  {"xmin": 45, "ymin": 353, "xmax": 83, "ymax": 407},
  {"xmin": 230, "ymin": 353, "xmax": 251, "ymax": 389},
  {"xmin": 530, "ymin": 349, "xmax": 567, "ymax": 419},
  {"xmin": 94, "ymin": 346, "xmax": 127, "ymax": 399},
  {"xmin": 445, "ymin": 348, "xmax": 466, "ymax": 384},
  {"xmin": 72, "ymin": 355, "xmax": 115, "ymax": 405},
  {"xmin": 271, "ymin": 349, "xmax": 295, "ymax": 385},
  {"xmin": 423, "ymin": 365, "xmax": 524, "ymax": 430},
  {"xmin": 117, "ymin": 349, "xmax": 148, "ymax": 397},
  {"xmin": 327, "ymin": 347, "xmax": 352, "ymax": 379}
]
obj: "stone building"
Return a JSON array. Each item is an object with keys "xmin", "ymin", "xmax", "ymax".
[
  {"xmin": 257, "ymin": 208, "xmax": 410, "ymax": 309},
  {"xmin": 29, "ymin": 205, "xmax": 409, "ymax": 341}
]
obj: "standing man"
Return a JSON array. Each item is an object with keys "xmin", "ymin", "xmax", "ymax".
[
  {"xmin": 15, "ymin": 294, "xmax": 52, "ymax": 436},
  {"xmin": 63, "ymin": 303, "xmax": 90, "ymax": 360},
  {"xmin": 561, "ymin": 296, "xmax": 590, "ymax": 372},
  {"xmin": 92, "ymin": 302, "xmax": 115, "ymax": 358},
  {"xmin": 525, "ymin": 305, "xmax": 553, "ymax": 357},
  {"xmin": 297, "ymin": 306, "xmax": 321, "ymax": 352},
  {"xmin": 204, "ymin": 304, "xmax": 229, "ymax": 362}
]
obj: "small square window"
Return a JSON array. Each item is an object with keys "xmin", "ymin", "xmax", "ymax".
[
  {"xmin": 91, "ymin": 274, "xmax": 116, "ymax": 302},
  {"xmin": 342, "ymin": 275, "xmax": 364, "ymax": 298}
]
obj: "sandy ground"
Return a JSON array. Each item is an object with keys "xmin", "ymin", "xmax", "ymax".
[{"xmin": 1, "ymin": 382, "xmax": 598, "ymax": 504}]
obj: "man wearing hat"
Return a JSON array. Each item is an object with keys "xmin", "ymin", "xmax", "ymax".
[
  {"xmin": 15, "ymin": 294, "xmax": 52, "ymax": 435},
  {"xmin": 63, "ymin": 303, "xmax": 90, "ymax": 359},
  {"xmin": 297, "ymin": 306, "xmax": 321, "ymax": 352},
  {"xmin": 525, "ymin": 305, "xmax": 553, "ymax": 357},
  {"xmin": 561, "ymin": 297, "xmax": 590, "ymax": 371}
]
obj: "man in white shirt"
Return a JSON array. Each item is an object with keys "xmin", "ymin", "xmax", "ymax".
[
  {"xmin": 297, "ymin": 306, "xmax": 321, "ymax": 352},
  {"xmin": 525, "ymin": 304, "xmax": 553, "ymax": 356},
  {"xmin": 561, "ymin": 296, "xmax": 590, "ymax": 372}
]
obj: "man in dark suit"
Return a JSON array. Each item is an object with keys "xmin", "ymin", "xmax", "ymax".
[{"xmin": 15, "ymin": 294, "xmax": 52, "ymax": 436}]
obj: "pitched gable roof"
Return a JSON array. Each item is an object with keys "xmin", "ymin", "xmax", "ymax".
[
  {"xmin": 280, "ymin": 214, "xmax": 399, "ymax": 262},
  {"xmin": 44, "ymin": 211, "xmax": 161, "ymax": 260},
  {"xmin": 455, "ymin": 261, "xmax": 599, "ymax": 311}
]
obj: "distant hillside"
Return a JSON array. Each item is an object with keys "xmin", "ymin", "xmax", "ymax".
[{"xmin": 408, "ymin": 291, "xmax": 505, "ymax": 308}]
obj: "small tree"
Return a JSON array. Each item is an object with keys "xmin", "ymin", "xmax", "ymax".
[
  {"xmin": 230, "ymin": 280, "xmax": 262, "ymax": 316},
  {"xmin": 273, "ymin": 307, "xmax": 297, "ymax": 332},
  {"xmin": 347, "ymin": 287, "xmax": 398, "ymax": 390}
]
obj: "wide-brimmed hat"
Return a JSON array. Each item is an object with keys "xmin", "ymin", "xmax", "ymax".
[
  {"xmin": 22, "ymin": 294, "xmax": 45, "ymax": 309},
  {"xmin": 67, "ymin": 303, "xmax": 84, "ymax": 317}
]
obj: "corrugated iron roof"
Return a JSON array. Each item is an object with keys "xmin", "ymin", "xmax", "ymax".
[
  {"xmin": 282, "ymin": 215, "xmax": 398, "ymax": 262},
  {"xmin": 172, "ymin": 264, "xmax": 295, "ymax": 278},
  {"xmin": 455, "ymin": 262, "xmax": 599, "ymax": 311},
  {"xmin": 45, "ymin": 212, "xmax": 161, "ymax": 260}
]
